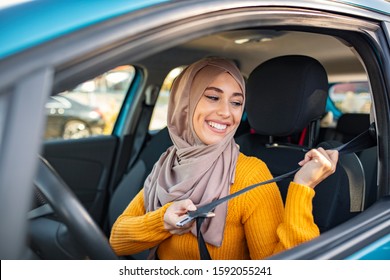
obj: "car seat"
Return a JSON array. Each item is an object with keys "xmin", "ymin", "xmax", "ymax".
[
  {"xmin": 236, "ymin": 55, "xmax": 365, "ymax": 232},
  {"xmin": 108, "ymin": 128, "xmax": 172, "ymax": 231},
  {"xmin": 332, "ymin": 113, "xmax": 370, "ymax": 143},
  {"xmin": 327, "ymin": 112, "xmax": 377, "ymax": 209},
  {"xmin": 107, "ymin": 127, "xmax": 172, "ymax": 259}
]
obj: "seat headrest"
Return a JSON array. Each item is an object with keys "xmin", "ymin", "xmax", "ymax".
[
  {"xmin": 246, "ymin": 55, "xmax": 328, "ymax": 136},
  {"xmin": 336, "ymin": 113, "xmax": 370, "ymax": 137}
]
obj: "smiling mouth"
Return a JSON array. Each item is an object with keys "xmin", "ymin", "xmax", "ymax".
[{"xmin": 207, "ymin": 121, "xmax": 228, "ymax": 131}]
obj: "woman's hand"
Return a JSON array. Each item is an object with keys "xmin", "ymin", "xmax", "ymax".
[
  {"xmin": 164, "ymin": 199, "xmax": 197, "ymax": 235},
  {"xmin": 293, "ymin": 147, "xmax": 339, "ymax": 189}
]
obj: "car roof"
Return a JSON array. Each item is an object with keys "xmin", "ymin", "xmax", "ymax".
[
  {"xmin": 0, "ymin": 0, "xmax": 169, "ymax": 59},
  {"xmin": 0, "ymin": 0, "xmax": 388, "ymax": 60},
  {"xmin": 334, "ymin": 0, "xmax": 390, "ymax": 16}
]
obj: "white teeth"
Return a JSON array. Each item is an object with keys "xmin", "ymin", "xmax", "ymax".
[{"xmin": 208, "ymin": 121, "xmax": 227, "ymax": 130}]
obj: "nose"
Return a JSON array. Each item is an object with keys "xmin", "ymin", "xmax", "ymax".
[{"xmin": 217, "ymin": 100, "xmax": 231, "ymax": 118}]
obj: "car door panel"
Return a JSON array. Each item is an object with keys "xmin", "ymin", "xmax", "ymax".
[{"xmin": 42, "ymin": 135, "xmax": 118, "ymax": 223}]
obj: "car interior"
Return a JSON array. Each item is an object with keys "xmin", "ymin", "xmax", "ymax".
[{"xmin": 30, "ymin": 23, "xmax": 379, "ymax": 259}]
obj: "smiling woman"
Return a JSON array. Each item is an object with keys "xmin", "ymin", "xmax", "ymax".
[
  {"xmin": 109, "ymin": 57, "xmax": 339, "ymax": 260},
  {"xmin": 193, "ymin": 72, "xmax": 244, "ymax": 145}
]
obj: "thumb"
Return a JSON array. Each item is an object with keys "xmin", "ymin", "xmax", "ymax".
[
  {"xmin": 180, "ymin": 199, "xmax": 197, "ymax": 212},
  {"xmin": 186, "ymin": 202, "xmax": 197, "ymax": 212}
]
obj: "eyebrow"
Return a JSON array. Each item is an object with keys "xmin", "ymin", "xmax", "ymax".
[{"xmin": 205, "ymin": 86, "xmax": 244, "ymax": 98}]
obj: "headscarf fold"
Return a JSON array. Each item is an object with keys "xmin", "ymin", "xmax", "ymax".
[{"xmin": 144, "ymin": 57, "xmax": 245, "ymax": 247}]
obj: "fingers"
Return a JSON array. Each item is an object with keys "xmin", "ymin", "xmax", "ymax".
[
  {"xmin": 299, "ymin": 148, "xmax": 337, "ymax": 169},
  {"xmin": 318, "ymin": 147, "xmax": 339, "ymax": 174},
  {"xmin": 313, "ymin": 147, "xmax": 337, "ymax": 173},
  {"xmin": 168, "ymin": 226, "xmax": 193, "ymax": 236},
  {"xmin": 163, "ymin": 199, "xmax": 198, "ymax": 235},
  {"xmin": 294, "ymin": 148, "xmax": 339, "ymax": 189},
  {"xmin": 326, "ymin": 149, "xmax": 339, "ymax": 167},
  {"xmin": 206, "ymin": 212, "xmax": 216, "ymax": 218}
]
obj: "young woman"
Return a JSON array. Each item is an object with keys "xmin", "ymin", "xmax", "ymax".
[{"xmin": 109, "ymin": 57, "xmax": 338, "ymax": 260}]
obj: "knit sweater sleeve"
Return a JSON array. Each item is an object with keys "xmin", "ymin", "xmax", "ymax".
[
  {"xmin": 240, "ymin": 155, "xmax": 319, "ymax": 259},
  {"xmin": 109, "ymin": 189, "xmax": 172, "ymax": 256},
  {"xmin": 273, "ymin": 182, "xmax": 320, "ymax": 254}
]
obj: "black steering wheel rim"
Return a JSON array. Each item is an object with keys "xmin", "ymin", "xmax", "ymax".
[{"xmin": 33, "ymin": 156, "xmax": 118, "ymax": 260}]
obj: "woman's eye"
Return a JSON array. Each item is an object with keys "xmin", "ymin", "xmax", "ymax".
[
  {"xmin": 231, "ymin": 101, "xmax": 243, "ymax": 107},
  {"xmin": 205, "ymin": 95, "xmax": 219, "ymax": 101}
]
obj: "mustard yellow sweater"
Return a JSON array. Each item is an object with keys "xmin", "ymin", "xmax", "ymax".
[{"xmin": 109, "ymin": 153, "xmax": 320, "ymax": 259}]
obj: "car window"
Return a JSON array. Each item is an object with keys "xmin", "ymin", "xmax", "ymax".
[
  {"xmin": 44, "ymin": 65, "xmax": 135, "ymax": 140},
  {"xmin": 149, "ymin": 66, "xmax": 185, "ymax": 131},
  {"xmin": 327, "ymin": 81, "xmax": 371, "ymax": 117}
]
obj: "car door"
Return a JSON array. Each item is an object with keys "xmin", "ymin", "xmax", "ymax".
[{"xmin": 41, "ymin": 65, "xmax": 144, "ymax": 225}]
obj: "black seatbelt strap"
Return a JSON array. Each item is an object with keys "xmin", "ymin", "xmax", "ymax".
[
  {"xmin": 176, "ymin": 123, "xmax": 376, "ymax": 260},
  {"xmin": 331, "ymin": 125, "xmax": 376, "ymax": 155},
  {"xmin": 196, "ymin": 217, "xmax": 212, "ymax": 260}
]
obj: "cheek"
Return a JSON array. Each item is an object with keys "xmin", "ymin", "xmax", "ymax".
[
  {"xmin": 192, "ymin": 103, "xmax": 206, "ymax": 130},
  {"xmin": 193, "ymin": 114, "xmax": 203, "ymax": 133},
  {"xmin": 232, "ymin": 109, "xmax": 243, "ymax": 127},
  {"xmin": 193, "ymin": 100, "xmax": 209, "ymax": 122}
]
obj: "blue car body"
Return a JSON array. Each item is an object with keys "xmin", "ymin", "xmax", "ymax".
[{"xmin": 0, "ymin": 0, "xmax": 169, "ymax": 59}]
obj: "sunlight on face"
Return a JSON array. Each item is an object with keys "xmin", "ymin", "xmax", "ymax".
[{"xmin": 193, "ymin": 72, "xmax": 244, "ymax": 145}]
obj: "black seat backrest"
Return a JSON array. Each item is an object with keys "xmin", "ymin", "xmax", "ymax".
[
  {"xmin": 108, "ymin": 127, "xmax": 172, "ymax": 231},
  {"xmin": 237, "ymin": 55, "xmax": 329, "ymax": 200},
  {"xmin": 236, "ymin": 55, "xmax": 365, "ymax": 232},
  {"xmin": 243, "ymin": 55, "xmax": 328, "ymax": 146},
  {"xmin": 107, "ymin": 127, "xmax": 172, "ymax": 259},
  {"xmin": 331, "ymin": 113, "xmax": 377, "ymax": 209},
  {"xmin": 334, "ymin": 113, "xmax": 370, "ymax": 143}
]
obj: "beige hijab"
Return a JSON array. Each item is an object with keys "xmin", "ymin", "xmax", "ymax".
[{"xmin": 143, "ymin": 57, "xmax": 245, "ymax": 247}]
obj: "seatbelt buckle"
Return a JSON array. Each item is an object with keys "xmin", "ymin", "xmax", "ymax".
[
  {"xmin": 176, "ymin": 211, "xmax": 214, "ymax": 227},
  {"xmin": 176, "ymin": 215, "xmax": 195, "ymax": 227}
]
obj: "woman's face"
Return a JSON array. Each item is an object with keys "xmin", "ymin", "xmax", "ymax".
[{"xmin": 193, "ymin": 72, "xmax": 244, "ymax": 145}]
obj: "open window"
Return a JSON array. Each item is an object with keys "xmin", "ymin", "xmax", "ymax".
[{"xmin": 45, "ymin": 66, "xmax": 135, "ymax": 140}]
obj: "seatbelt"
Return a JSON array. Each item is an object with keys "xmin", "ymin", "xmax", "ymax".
[
  {"xmin": 27, "ymin": 204, "xmax": 53, "ymax": 220},
  {"xmin": 127, "ymin": 85, "xmax": 159, "ymax": 170},
  {"xmin": 176, "ymin": 123, "xmax": 377, "ymax": 260}
]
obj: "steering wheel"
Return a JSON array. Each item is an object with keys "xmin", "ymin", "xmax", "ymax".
[{"xmin": 33, "ymin": 156, "xmax": 118, "ymax": 260}]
